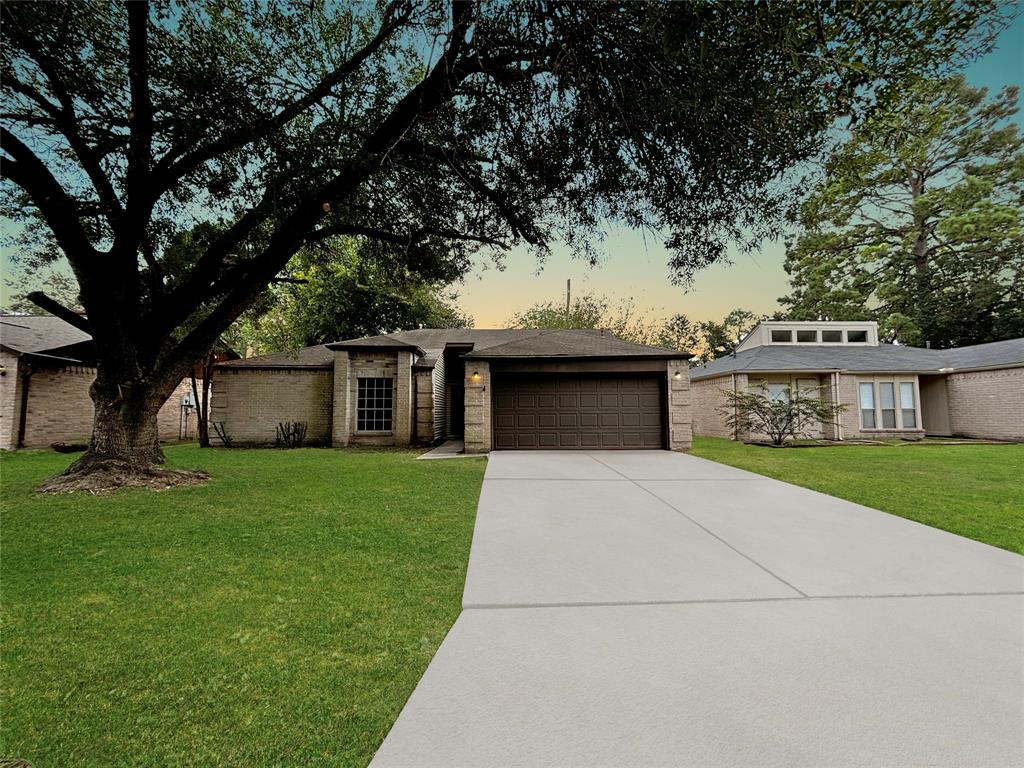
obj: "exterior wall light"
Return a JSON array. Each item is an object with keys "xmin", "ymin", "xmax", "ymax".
[
  {"xmin": 471, "ymin": 370, "xmax": 481, "ymax": 381},
  {"xmin": 673, "ymin": 371, "xmax": 682, "ymax": 380}
]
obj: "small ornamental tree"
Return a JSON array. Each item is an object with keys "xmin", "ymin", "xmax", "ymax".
[{"xmin": 718, "ymin": 384, "xmax": 846, "ymax": 446}]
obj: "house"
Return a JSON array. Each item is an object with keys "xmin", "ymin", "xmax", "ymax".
[
  {"xmin": 0, "ymin": 313, "xmax": 198, "ymax": 449},
  {"xmin": 212, "ymin": 329, "xmax": 692, "ymax": 451},
  {"xmin": 691, "ymin": 320, "xmax": 1024, "ymax": 442}
]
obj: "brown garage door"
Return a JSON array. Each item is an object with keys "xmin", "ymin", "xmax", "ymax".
[{"xmin": 492, "ymin": 374, "xmax": 664, "ymax": 450}]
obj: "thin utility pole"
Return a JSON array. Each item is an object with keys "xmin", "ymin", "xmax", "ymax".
[{"xmin": 565, "ymin": 278, "xmax": 571, "ymax": 314}]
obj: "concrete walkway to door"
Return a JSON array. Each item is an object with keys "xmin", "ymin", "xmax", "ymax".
[{"xmin": 371, "ymin": 451, "xmax": 1024, "ymax": 767}]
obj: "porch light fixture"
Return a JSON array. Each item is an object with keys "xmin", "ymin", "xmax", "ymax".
[
  {"xmin": 471, "ymin": 370, "xmax": 481, "ymax": 381},
  {"xmin": 673, "ymin": 371, "xmax": 682, "ymax": 380}
]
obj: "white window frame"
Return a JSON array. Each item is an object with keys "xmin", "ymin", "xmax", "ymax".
[{"xmin": 856, "ymin": 376, "xmax": 921, "ymax": 431}]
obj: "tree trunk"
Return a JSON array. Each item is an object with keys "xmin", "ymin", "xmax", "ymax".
[
  {"xmin": 190, "ymin": 356, "xmax": 213, "ymax": 448},
  {"xmin": 38, "ymin": 370, "xmax": 208, "ymax": 493}
]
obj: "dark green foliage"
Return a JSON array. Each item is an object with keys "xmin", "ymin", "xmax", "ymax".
[{"xmin": 781, "ymin": 76, "xmax": 1024, "ymax": 347}]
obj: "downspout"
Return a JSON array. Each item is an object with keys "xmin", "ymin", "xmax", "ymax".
[{"xmin": 17, "ymin": 361, "xmax": 33, "ymax": 449}]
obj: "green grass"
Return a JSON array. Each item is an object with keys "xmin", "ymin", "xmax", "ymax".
[
  {"xmin": 0, "ymin": 445, "xmax": 486, "ymax": 767},
  {"xmin": 691, "ymin": 437, "xmax": 1024, "ymax": 554}
]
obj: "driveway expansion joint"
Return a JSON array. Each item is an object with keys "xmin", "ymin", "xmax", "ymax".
[
  {"xmin": 587, "ymin": 453, "xmax": 811, "ymax": 598},
  {"xmin": 463, "ymin": 590, "xmax": 1024, "ymax": 611}
]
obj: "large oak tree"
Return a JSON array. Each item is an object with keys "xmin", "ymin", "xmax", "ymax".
[{"xmin": 0, "ymin": 0, "xmax": 1006, "ymax": 488}]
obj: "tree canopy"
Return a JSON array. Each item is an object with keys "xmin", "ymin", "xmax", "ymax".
[
  {"xmin": 0, "ymin": 0, "xmax": 1009, "ymax": 484},
  {"xmin": 248, "ymin": 237, "xmax": 472, "ymax": 354},
  {"xmin": 781, "ymin": 76, "xmax": 1024, "ymax": 347}
]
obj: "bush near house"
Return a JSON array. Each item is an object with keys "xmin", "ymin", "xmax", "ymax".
[{"xmin": 0, "ymin": 446, "xmax": 485, "ymax": 767}]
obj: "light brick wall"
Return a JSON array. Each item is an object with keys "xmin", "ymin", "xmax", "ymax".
[
  {"xmin": 946, "ymin": 366, "xmax": 1024, "ymax": 441},
  {"xmin": 0, "ymin": 351, "xmax": 20, "ymax": 450},
  {"xmin": 346, "ymin": 351, "xmax": 402, "ymax": 446},
  {"xmin": 414, "ymin": 369, "xmax": 435, "ymax": 445},
  {"xmin": 332, "ymin": 351, "xmax": 351, "ymax": 446},
  {"xmin": 394, "ymin": 350, "xmax": 413, "ymax": 444},
  {"xmin": 19, "ymin": 365, "xmax": 95, "ymax": 447},
  {"xmin": 691, "ymin": 374, "xmax": 741, "ymax": 439},
  {"xmin": 667, "ymin": 358, "xmax": 692, "ymax": 452},
  {"xmin": 464, "ymin": 361, "xmax": 491, "ymax": 453},
  {"xmin": 157, "ymin": 377, "xmax": 203, "ymax": 441},
  {"xmin": 210, "ymin": 368, "xmax": 332, "ymax": 446}
]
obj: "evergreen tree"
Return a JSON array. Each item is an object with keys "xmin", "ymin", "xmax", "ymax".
[{"xmin": 782, "ymin": 76, "xmax": 1024, "ymax": 347}]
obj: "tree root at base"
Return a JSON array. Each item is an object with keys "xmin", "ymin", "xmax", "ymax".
[{"xmin": 37, "ymin": 459, "xmax": 209, "ymax": 495}]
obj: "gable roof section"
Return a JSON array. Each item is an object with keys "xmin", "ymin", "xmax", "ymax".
[
  {"xmin": 463, "ymin": 329, "xmax": 690, "ymax": 359},
  {"xmin": 0, "ymin": 314, "xmax": 91, "ymax": 356},
  {"xmin": 326, "ymin": 334, "xmax": 425, "ymax": 355},
  {"xmin": 219, "ymin": 344, "xmax": 335, "ymax": 369},
  {"xmin": 690, "ymin": 338, "xmax": 1024, "ymax": 380}
]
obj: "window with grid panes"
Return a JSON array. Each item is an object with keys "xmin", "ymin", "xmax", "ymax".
[{"xmin": 357, "ymin": 377, "xmax": 393, "ymax": 432}]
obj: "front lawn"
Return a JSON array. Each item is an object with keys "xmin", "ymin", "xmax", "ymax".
[
  {"xmin": 691, "ymin": 437, "xmax": 1024, "ymax": 554},
  {"xmin": 0, "ymin": 445, "xmax": 486, "ymax": 767}
]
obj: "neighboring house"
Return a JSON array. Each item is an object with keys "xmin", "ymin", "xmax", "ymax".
[
  {"xmin": 691, "ymin": 321, "xmax": 1024, "ymax": 442},
  {"xmin": 0, "ymin": 313, "xmax": 198, "ymax": 450},
  {"xmin": 212, "ymin": 328, "xmax": 692, "ymax": 452}
]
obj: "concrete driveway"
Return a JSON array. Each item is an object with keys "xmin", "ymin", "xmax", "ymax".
[{"xmin": 372, "ymin": 451, "xmax": 1024, "ymax": 767}]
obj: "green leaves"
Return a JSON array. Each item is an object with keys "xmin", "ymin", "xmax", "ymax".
[{"xmin": 782, "ymin": 75, "xmax": 1024, "ymax": 347}]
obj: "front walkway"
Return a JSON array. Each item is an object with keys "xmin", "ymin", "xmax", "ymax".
[{"xmin": 372, "ymin": 451, "xmax": 1024, "ymax": 767}]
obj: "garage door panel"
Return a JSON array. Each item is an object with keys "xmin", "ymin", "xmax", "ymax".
[{"xmin": 493, "ymin": 374, "xmax": 664, "ymax": 450}]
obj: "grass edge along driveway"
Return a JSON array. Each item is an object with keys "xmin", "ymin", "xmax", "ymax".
[
  {"xmin": 0, "ymin": 445, "xmax": 485, "ymax": 767},
  {"xmin": 690, "ymin": 437, "xmax": 1024, "ymax": 554}
]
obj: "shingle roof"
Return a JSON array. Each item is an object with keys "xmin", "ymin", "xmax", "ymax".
[
  {"xmin": 219, "ymin": 328, "xmax": 687, "ymax": 369},
  {"xmin": 464, "ymin": 328, "xmax": 689, "ymax": 359},
  {"xmin": 942, "ymin": 337, "xmax": 1024, "ymax": 371},
  {"xmin": 0, "ymin": 314, "xmax": 91, "ymax": 355},
  {"xmin": 326, "ymin": 334, "xmax": 425, "ymax": 355},
  {"xmin": 219, "ymin": 344, "xmax": 335, "ymax": 369},
  {"xmin": 690, "ymin": 338, "xmax": 1024, "ymax": 380}
]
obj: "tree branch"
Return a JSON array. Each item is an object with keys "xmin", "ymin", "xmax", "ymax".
[
  {"xmin": 151, "ymin": 0, "xmax": 413, "ymax": 194},
  {"xmin": 0, "ymin": 128, "xmax": 100, "ymax": 266},
  {"xmin": 26, "ymin": 292, "xmax": 92, "ymax": 334}
]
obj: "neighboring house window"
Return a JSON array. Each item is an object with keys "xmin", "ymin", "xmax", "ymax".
[
  {"xmin": 878, "ymin": 382, "xmax": 897, "ymax": 428},
  {"xmin": 771, "ymin": 329, "xmax": 793, "ymax": 343},
  {"xmin": 767, "ymin": 383, "xmax": 789, "ymax": 403},
  {"xmin": 846, "ymin": 330, "xmax": 868, "ymax": 343},
  {"xmin": 859, "ymin": 383, "xmax": 876, "ymax": 428},
  {"xmin": 821, "ymin": 330, "xmax": 842, "ymax": 343},
  {"xmin": 900, "ymin": 382, "xmax": 916, "ymax": 428},
  {"xmin": 357, "ymin": 377, "xmax": 393, "ymax": 432},
  {"xmin": 796, "ymin": 330, "xmax": 817, "ymax": 343},
  {"xmin": 858, "ymin": 379, "xmax": 919, "ymax": 430}
]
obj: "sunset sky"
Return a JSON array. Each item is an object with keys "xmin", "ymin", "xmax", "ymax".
[{"xmin": 455, "ymin": 14, "xmax": 1024, "ymax": 328}]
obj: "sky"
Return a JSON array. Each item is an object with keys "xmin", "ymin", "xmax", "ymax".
[
  {"xmin": 454, "ymin": 13, "xmax": 1024, "ymax": 328},
  {"xmin": 2, "ymin": 11, "xmax": 1022, "ymax": 322}
]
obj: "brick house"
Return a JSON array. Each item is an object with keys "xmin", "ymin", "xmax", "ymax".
[
  {"xmin": 212, "ymin": 329, "xmax": 693, "ymax": 452},
  {"xmin": 691, "ymin": 321, "xmax": 1024, "ymax": 442},
  {"xmin": 0, "ymin": 313, "xmax": 198, "ymax": 450}
]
